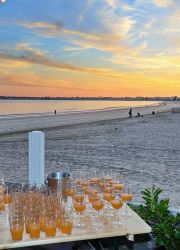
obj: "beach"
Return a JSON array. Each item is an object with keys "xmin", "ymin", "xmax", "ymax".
[{"xmin": 0, "ymin": 102, "xmax": 180, "ymax": 209}]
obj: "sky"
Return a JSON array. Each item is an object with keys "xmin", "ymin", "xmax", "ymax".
[{"xmin": 0, "ymin": 0, "xmax": 180, "ymax": 97}]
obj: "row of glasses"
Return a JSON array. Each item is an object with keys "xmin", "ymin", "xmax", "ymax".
[
  {"xmin": 1, "ymin": 168, "xmax": 133, "ymax": 241},
  {"xmin": 7, "ymin": 183, "xmax": 74, "ymax": 241},
  {"xmin": 65, "ymin": 170, "xmax": 133, "ymax": 230}
]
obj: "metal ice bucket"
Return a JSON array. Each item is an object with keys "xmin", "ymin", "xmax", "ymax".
[{"xmin": 45, "ymin": 171, "xmax": 70, "ymax": 198}]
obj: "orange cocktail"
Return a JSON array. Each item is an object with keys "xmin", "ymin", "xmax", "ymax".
[
  {"xmin": 45, "ymin": 222, "xmax": 56, "ymax": 237},
  {"xmin": 91, "ymin": 178, "xmax": 100, "ymax": 184},
  {"xmin": 4, "ymin": 194, "xmax": 12, "ymax": 204},
  {"xmin": 98, "ymin": 182, "xmax": 105, "ymax": 189},
  {"xmin": 74, "ymin": 194, "xmax": 84, "ymax": 202},
  {"xmin": 29, "ymin": 223, "xmax": 41, "ymax": 239},
  {"xmin": 88, "ymin": 194, "xmax": 100, "ymax": 203},
  {"xmin": 76, "ymin": 179, "xmax": 84, "ymax": 186},
  {"xmin": 103, "ymin": 192, "xmax": 115, "ymax": 202},
  {"xmin": 73, "ymin": 201, "xmax": 86, "ymax": 229},
  {"xmin": 121, "ymin": 193, "xmax": 132, "ymax": 202},
  {"xmin": 65, "ymin": 188, "xmax": 75, "ymax": 197},
  {"xmin": 61, "ymin": 221, "xmax": 73, "ymax": 234},
  {"xmin": 73, "ymin": 201, "xmax": 86, "ymax": 213},
  {"xmin": 10, "ymin": 225, "xmax": 23, "ymax": 241},
  {"xmin": 121, "ymin": 186, "xmax": 133, "ymax": 217},
  {"xmin": 92, "ymin": 200, "xmax": 104, "ymax": 211},
  {"xmin": 114, "ymin": 183, "xmax": 124, "ymax": 191},
  {"xmin": 104, "ymin": 186, "xmax": 114, "ymax": 193},
  {"xmin": 111, "ymin": 199, "xmax": 123, "ymax": 209}
]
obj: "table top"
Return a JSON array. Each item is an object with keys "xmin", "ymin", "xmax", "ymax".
[{"xmin": 0, "ymin": 204, "xmax": 151, "ymax": 249}]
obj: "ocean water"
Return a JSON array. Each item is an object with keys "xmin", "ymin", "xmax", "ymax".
[{"xmin": 0, "ymin": 100, "xmax": 159, "ymax": 116}]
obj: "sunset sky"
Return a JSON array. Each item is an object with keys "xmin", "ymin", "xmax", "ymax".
[{"xmin": 0, "ymin": 0, "xmax": 180, "ymax": 97}]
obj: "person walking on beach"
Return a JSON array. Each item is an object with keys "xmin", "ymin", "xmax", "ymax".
[
  {"xmin": 54, "ymin": 110, "xmax": 56, "ymax": 115},
  {"xmin": 129, "ymin": 108, "xmax": 132, "ymax": 118}
]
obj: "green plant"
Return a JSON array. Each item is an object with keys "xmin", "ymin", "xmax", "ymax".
[
  {"xmin": 130, "ymin": 187, "xmax": 180, "ymax": 250},
  {"xmin": 155, "ymin": 213, "xmax": 180, "ymax": 250}
]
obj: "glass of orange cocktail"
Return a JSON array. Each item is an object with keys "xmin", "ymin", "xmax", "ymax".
[
  {"xmin": 121, "ymin": 185, "xmax": 133, "ymax": 217},
  {"xmin": 103, "ymin": 189, "xmax": 115, "ymax": 216},
  {"xmin": 3, "ymin": 185, "xmax": 12, "ymax": 205},
  {"xmin": 73, "ymin": 186, "xmax": 85, "ymax": 202},
  {"xmin": 73, "ymin": 200, "xmax": 86, "ymax": 229},
  {"xmin": 91, "ymin": 198, "xmax": 104, "ymax": 228},
  {"xmin": 9, "ymin": 215, "xmax": 24, "ymax": 241},
  {"xmin": 111, "ymin": 194, "xmax": 123, "ymax": 226},
  {"xmin": 65, "ymin": 180, "xmax": 75, "ymax": 198},
  {"xmin": 29, "ymin": 216, "xmax": 41, "ymax": 239},
  {"xmin": 45, "ymin": 215, "xmax": 57, "ymax": 237},
  {"xmin": 61, "ymin": 213, "xmax": 73, "ymax": 235}
]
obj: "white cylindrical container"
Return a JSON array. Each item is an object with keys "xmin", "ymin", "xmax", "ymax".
[{"xmin": 29, "ymin": 131, "xmax": 45, "ymax": 186}]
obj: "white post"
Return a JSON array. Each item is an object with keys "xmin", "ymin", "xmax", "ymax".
[{"xmin": 29, "ymin": 131, "xmax": 45, "ymax": 186}]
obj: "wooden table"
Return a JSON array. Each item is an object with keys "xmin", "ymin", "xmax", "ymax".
[{"xmin": 0, "ymin": 204, "xmax": 151, "ymax": 249}]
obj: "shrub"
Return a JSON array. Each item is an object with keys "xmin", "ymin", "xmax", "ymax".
[{"xmin": 130, "ymin": 187, "xmax": 180, "ymax": 250}]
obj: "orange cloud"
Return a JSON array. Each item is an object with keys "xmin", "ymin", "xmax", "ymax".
[{"xmin": 0, "ymin": 51, "xmax": 142, "ymax": 81}]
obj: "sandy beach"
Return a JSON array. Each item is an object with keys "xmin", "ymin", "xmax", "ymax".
[
  {"xmin": 0, "ymin": 101, "xmax": 177, "ymax": 135},
  {"xmin": 0, "ymin": 102, "xmax": 180, "ymax": 209}
]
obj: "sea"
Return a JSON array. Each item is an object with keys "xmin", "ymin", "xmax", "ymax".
[{"xmin": 0, "ymin": 100, "xmax": 160, "ymax": 116}]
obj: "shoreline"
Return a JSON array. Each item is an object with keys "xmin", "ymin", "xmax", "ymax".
[
  {"xmin": 0, "ymin": 102, "xmax": 176, "ymax": 135},
  {"xmin": 0, "ymin": 101, "xmax": 163, "ymax": 118}
]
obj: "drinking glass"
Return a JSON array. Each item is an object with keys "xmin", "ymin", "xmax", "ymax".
[
  {"xmin": 29, "ymin": 216, "xmax": 41, "ymax": 239},
  {"xmin": 9, "ymin": 215, "xmax": 24, "ymax": 241},
  {"xmin": 65, "ymin": 180, "xmax": 75, "ymax": 198},
  {"xmin": 73, "ymin": 200, "xmax": 86, "ymax": 229},
  {"xmin": 103, "ymin": 189, "xmax": 115, "ymax": 216},
  {"xmin": 111, "ymin": 194, "xmax": 123, "ymax": 226},
  {"xmin": 74, "ymin": 186, "xmax": 85, "ymax": 202},
  {"xmin": 45, "ymin": 215, "xmax": 57, "ymax": 237},
  {"xmin": 61, "ymin": 213, "xmax": 73, "ymax": 235},
  {"xmin": 121, "ymin": 185, "xmax": 133, "ymax": 217},
  {"xmin": 4, "ymin": 186, "xmax": 12, "ymax": 205},
  {"xmin": 91, "ymin": 199, "xmax": 104, "ymax": 228}
]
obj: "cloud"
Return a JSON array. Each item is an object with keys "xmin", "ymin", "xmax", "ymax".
[
  {"xmin": 19, "ymin": 16, "xmax": 135, "ymax": 53},
  {"xmin": 0, "ymin": 73, "xmax": 93, "ymax": 92},
  {"xmin": 108, "ymin": 53, "xmax": 180, "ymax": 75},
  {"xmin": 144, "ymin": 18, "xmax": 157, "ymax": 29},
  {"xmin": 121, "ymin": 4, "xmax": 135, "ymax": 11},
  {"xmin": 0, "ymin": 72, "xmax": 126, "ymax": 96},
  {"xmin": 16, "ymin": 43, "xmax": 46, "ymax": 57},
  {"xmin": 152, "ymin": 0, "xmax": 175, "ymax": 7},
  {"xmin": 63, "ymin": 47, "xmax": 86, "ymax": 51},
  {"xmin": 0, "ymin": 51, "xmax": 137, "ymax": 80},
  {"xmin": 105, "ymin": 0, "xmax": 117, "ymax": 9}
]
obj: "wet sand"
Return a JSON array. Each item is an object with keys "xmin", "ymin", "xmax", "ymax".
[{"xmin": 0, "ymin": 103, "xmax": 180, "ymax": 209}]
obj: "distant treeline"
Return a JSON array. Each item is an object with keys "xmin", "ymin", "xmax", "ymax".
[{"xmin": 0, "ymin": 96, "xmax": 179, "ymax": 101}]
